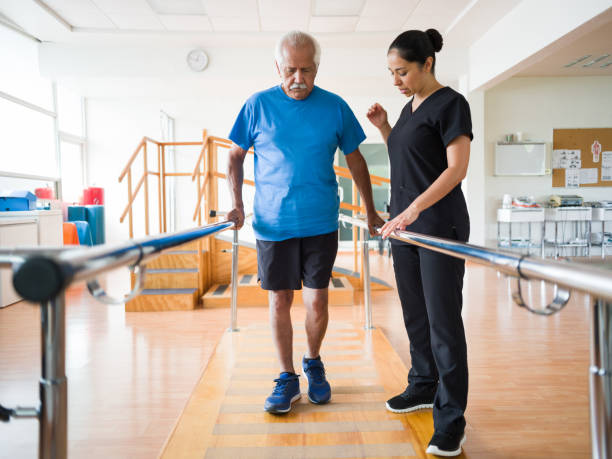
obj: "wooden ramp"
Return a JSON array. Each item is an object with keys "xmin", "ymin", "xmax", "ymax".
[{"xmin": 160, "ymin": 322, "xmax": 463, "ymax": 459}]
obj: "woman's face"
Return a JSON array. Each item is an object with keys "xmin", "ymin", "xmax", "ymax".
[{"xmin": 387, "ymin": 49, "xmax": 432, "ymax": 97}]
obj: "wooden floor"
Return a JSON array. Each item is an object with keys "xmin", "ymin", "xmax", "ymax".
[
  {"xmin": 0, "ymin": 251, "xmax": 591, "ymax": 458},
  {"xmin": 161, "ymin": 323, "xmax": 429, "ymax": 458}
]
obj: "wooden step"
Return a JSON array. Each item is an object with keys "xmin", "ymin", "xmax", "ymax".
[
  {"xmin": 132, "ymin": 268, "xmax": 199, "ymax": 289},
  {"xmin": 126, "ymin": 288, "xmax": 199, "ymax": 312},
  {"xmin": 145, "ymin": 251, "xmax": 199, "ymax": 269},
  {"xmin": 202, "ymin": 275, "xmax": 353, "ymax": 308}
]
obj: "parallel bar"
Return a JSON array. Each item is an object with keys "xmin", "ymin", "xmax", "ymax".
[
  {"xmin": 39, "ymin": 293, "xmax": 67, "ymax": 459},
  {"xmin": 3, "ymin": 221, "xmax": 234, "ymax": 303},
  {"xmin": 361, "ymin": 226, "xmax": 373, "ymax": 329},
  {"xmin": 229, "ymin": 228, "xmax": 239, "ymax": 332},
  {"xmin": 391, "ymin": 229, "xmax": 612, "ymax": 302},
  {"xmin": 590, "ymin": 300, "xmax": 612, "ymax": 459}
]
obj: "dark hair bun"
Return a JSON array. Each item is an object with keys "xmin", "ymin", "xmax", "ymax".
[{"xmin": 425, "ymin": 29, "xmax": 443, "ymax": 52}]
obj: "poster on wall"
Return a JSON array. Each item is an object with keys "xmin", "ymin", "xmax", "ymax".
[{"xmin": 552, "ymin": 128, "xmax": 612, "ymax": 188}]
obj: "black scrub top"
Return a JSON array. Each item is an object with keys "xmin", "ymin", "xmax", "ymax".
[{"xmin": 387, "ymin": 86, "xmax": 472, "ymax": 241}]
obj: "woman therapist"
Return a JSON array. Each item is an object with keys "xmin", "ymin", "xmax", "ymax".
[{"xmin": 367, "ymin": 29, "xmax": 472, "ymax": 457}]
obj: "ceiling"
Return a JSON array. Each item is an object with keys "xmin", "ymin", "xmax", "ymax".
[
  {"xmin": 26, "ymin": 0, "xmax": 475, "ymax": 34},
  {"xmin": 515, "ymin": 10, "xmax": 612, "ymax": 77},
  {"xmin": 0, "ymin": 0, "xmax": 609, "ymax": 81}
]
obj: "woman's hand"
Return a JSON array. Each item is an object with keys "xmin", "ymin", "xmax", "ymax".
[
  {"xmin": 380, "ymin": 205, "xmax": 420, "ymax": 239},
  {"xmin": 367, "ymin": 103, "xmax": 388, "ymax": 129}
]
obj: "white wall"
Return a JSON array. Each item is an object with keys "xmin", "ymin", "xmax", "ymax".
[
  {"xmin": 86, "ymin": 98, "xmax": 162, "ymax": 243},
  {"xmin": 484, "ymin": 76, "xmax": 612, "ymax": 243}
]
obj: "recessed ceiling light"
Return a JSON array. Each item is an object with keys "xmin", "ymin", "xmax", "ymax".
[
  {"xmin": 564, "ymin": 55, "xmax": 591, "ymax": 67},
  {"xmin": 582, "ymin": 54, "xmax": 610, "ymax": 67}
]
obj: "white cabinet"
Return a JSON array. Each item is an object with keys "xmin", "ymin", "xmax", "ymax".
[{"xmin": 0, "ymin": 211, "xmax": 63, "ymax": 307}]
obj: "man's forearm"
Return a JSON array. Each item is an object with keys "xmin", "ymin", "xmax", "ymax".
[{"xmin": 227, "ymin": 155, "xmax": 244, "ymax": 208}]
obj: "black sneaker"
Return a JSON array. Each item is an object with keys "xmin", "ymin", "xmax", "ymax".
[
  {"xmin": 385, "ymin": 385, "xmax": 436, "ymax": 413},
  {"xmin": 426, "ymin": 431, "xmax": 466, "ymax": 457}
]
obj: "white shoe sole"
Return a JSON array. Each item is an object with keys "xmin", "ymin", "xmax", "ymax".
[
  {"xmin": 425, "ymin": 434, "xmax": 466, "ymax": 457},
  {"xmin": 385, "ymin": 402, "xmax": 433, "ymax": 413},
  {"xmin": 264, "ymin": 393, "xmax": 301, "ymax": 414}
]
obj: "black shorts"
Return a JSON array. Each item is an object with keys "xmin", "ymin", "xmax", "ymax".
[{"xmin": 256, "ymin": 231, "xmax": 338, "ymax": 291}]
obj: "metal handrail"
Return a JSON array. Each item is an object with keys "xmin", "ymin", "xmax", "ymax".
[
  {"xmin": 0, "ymin": 220, "xmax": 235, "ymax": 459},
  {"xmin": 339, "ymin": 213, "xmax": 611, "ymax": 459},
  {"xmin": 339, "ymin": 214, "xmax": 612, "ymax": 302}
]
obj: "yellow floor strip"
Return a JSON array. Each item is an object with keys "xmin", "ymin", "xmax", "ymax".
[{"xmin": 160, "ymin": 323, "xmax": 466, "ymax": 459}]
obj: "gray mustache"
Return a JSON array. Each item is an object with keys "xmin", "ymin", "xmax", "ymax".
[{"xmin": 289, "ymin": 83, "xmax": 307, "ymax": 90}]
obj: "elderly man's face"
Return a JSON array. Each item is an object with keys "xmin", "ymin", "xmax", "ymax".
[{"xmin": 276, "ymin": 44, "xmax": 317, "ymax": 100}]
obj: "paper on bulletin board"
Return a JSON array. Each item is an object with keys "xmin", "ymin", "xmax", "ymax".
[
  {"xmin": 602, "ymin": 167, "xmax": 612, "ymax": 182},
  {"xmin": 565, "ymin": 169, "xmax": 580, "ymax": 187},
  {"xmin": 552, "ymin": 149, "xmax": 581, "ymax": 168},
  {"xmin": 579, "ymin": 168, "xmax": 598, "ymax": 184},
  {"xmin": 602, "ymin": 151, "xmax": 612, "ymax": 168}
]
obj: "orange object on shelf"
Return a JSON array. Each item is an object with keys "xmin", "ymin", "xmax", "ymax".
[{"xmin": 63, "ymin": 222, "xmax": 79, "ymax": 245}]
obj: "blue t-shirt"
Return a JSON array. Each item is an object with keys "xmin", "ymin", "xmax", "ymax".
[{"xmin": 229, "ymin": 85, "xmax": 366, "ymax": 241}]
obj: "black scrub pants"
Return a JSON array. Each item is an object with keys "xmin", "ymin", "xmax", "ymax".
[{"xmin": 391, "ymin": 241, "xmax": 468, "ymax": 436}]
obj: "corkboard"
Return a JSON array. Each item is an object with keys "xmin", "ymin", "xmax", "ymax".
[{"xmin": 552, "ymin": 128, "xmax": 612, "ymax": 188}]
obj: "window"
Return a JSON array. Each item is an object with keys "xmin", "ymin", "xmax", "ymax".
[
  {"xmin": 0, "ymin": 96, "xmax": 57, "ymax": 177},
  {"xmin": 0, "ymin": 24, "xmax": 88, "ymax": 201},
  {"xmin": 0, "ymin": 26, "xmax": 53, "ymax": 110}
]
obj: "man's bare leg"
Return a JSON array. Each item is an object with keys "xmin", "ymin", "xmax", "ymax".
[
  {"xmin": 302, "ymin": 287, "xmax": 329, "ymax": 359},
  {"xmin": 269, "ymin": 289, "xmax": 295, "ymax": 373}
]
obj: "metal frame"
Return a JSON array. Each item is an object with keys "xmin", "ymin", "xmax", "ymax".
[{"xmin": 0, "ymin": 220, "xmax": 236, "ymax": 459}]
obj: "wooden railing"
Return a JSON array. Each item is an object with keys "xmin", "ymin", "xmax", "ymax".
[{"xmin": 118, "ymin": 132, "xmax": 206, "ymax": 239}]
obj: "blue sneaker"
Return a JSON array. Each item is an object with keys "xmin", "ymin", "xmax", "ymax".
[
  {"xmin": 264, "ymin": 372, "xmax": 301, "ymax": 414},
  {"xmin": 302, "ymin": 356, "xmax": 331, "ymax": 404}
]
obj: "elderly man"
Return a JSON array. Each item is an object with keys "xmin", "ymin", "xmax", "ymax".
[{"xmin": 227, "ymin": 30, "xmax": 383, "ymax": 414}]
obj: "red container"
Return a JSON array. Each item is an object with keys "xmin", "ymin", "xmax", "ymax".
[
  {"xmin": 82, "ymin": 187, "xmax": 104, "ymax": 205},
  {"xmin": 89, "ymin": 187, "xmax": 104, "ymax": 205},
  {"xmin": 35, "ymin": 187, "xmax": 55, "ymax": 199}
]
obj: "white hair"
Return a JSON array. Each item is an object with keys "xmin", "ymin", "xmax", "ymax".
[{"xmin": 275, "ymin": 30, "xmax": 321, "ymax": 67}]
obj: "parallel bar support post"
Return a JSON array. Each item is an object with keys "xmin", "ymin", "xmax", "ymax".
[
  {"xmin": 590, "ymin": 299, "xmax": 612, "ymax": 459},
  {"xmin": 361, "ymin": 227, "xmax": 374, "ymax": 330},
  {"xmin": 39, "ymin": 293, "xmax": 67, "ymax": 459},
  {"xmin": 229, "ymin": 228, "xmax": 239, "ymax": 332}
]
